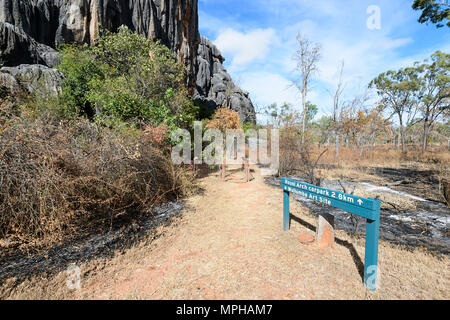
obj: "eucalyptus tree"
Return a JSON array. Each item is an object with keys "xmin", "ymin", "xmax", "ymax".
[
  {"xmin": 314, "ymin": 115, "xmax": 334, "ymax": 146},
  {"xmin": 412, "ymin": 0, "xmax": 450, "ymax": 28},
  {"xmin": 416, "ymin": 51, "xmax": 450, "ymax": 152},
  {"xmin": 305, "ymin": 101, "xmax": 318, "ymax": 125},
  {"xmin": 330, "ymin": 61, "xmax": 345, "ymax": 158},
  {"xmin": 369, "ymin": 67, "xmax": 421, "ymax": 152}
]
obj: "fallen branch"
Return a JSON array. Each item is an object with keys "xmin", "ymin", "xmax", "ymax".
[
  {"xmin": 338, "ymin": 179, "xmax": 348, "ymax": 194},
  {"xmin": 309, "ymin": 148, "xmax": 329, "ymax": 184},
  {"xmin": 387, "ymin": 180, "xmax": 412, "ymax": 187},
  {"xmin": 337, "ymin": 179, "xmax": 356, "ymax": 195},
  {"xmin": 374, "ymin": 195, "xmax": 400, "ymax": 211}
]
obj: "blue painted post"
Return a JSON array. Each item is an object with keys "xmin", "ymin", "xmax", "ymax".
[
  {"xmin": 280, "ymin": 177, "xmax": 382, "ymax": 290},
  {"xmin": 364, "ymin": 201, "xmax": 381, "ymax": 291},
  {"xmin": 283, "ymin": 190, "xmax": 290, "ymax": 231}
]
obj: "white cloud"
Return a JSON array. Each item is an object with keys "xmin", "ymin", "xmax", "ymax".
[
  {"xmin": 377, "ymin": 37, "xmax": 413, "ymax": 50},
  {"xmin": 239, "ymin": 71, "xmax": 327, "ymax": 122},
  {"xmin": 276, "ymin": 19, "xmax": 416, "ymax": 99},
  {"xmin": 240, "ymin": 72, "xmax": 299, "ymax": 108},
  {"xmin": 214, "ymin": 28, "xmax": 278, "ymax": 70},
  {"xmin": 198, "ymin": 0, "xmax": 449, "ymax": 122},
  {"xmin": 198, "ymin": 10, "xmax": 241, "ymax": 35}
]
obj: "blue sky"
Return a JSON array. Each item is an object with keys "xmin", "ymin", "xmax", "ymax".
[{"xmin": 198, "ymin": 0, "xmax": 450, "ymax": 122}]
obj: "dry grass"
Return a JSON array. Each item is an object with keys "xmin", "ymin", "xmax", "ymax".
[
  {"xmin": 321, "ymin": 167, "xmax": 386, "ymax": 183},
  {"xmin": 316, "ymin": 144, "xmax": 450, "ymax": 168},
  {"xmin": 0, "ymin": 111, "xmax": 194, "ymax": 253},
  {"xmin": 312, "ymin": 145, "xmax": 450, "ymax": 201},
  {"xmin": 354, "ymin": 189, "xmax": 418, "ymax": 211},
  {"xmin": 2, "ymin": 166, "xmax": 448, "ymax": 300}
]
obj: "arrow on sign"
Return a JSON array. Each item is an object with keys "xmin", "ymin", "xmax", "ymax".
[{"xmin": 357, "ymin": 199, "xmax": 363, "ymax": 205}]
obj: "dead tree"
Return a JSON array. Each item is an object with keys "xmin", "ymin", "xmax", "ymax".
[{"xmin": 292, "ymin": 33, "xmax": 321, "ymax": 145}]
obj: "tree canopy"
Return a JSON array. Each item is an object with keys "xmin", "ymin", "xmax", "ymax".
[
  {"xmin": 58, "ymin": 26, "xmax": 197, "ymax": 131},
  {"xmin": 412, "ymin": 0, "xmax": 450, "ymax": 28},
  {"xmin": 370, "ymin": 50, "xmax": 449, "ymax": 152}
]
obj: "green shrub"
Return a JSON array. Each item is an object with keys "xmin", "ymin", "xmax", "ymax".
[
  {"xmin": 243, "ymin": 122, "xmax": 263, "ymax": 133},
  {"xmin": 57, "ymin": 26, "xmax": 198, "ymax": 131},
  {"xmin": 57, "ymin": 44, "xmax": 103, "ymax": 118}
]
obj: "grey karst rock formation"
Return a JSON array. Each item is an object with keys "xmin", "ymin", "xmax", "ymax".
[
  {"xmin": 0, "ymin": 64, "xmax": 63, "ymax": 96},
  {"xmin": 194, "ymin": 36, "xmax": 256, "ymax": 123},
  {"xmin": 0, "ymin": 22, "xmax": 60, "ymax": 67},
  {"xmin": 0, "ymin": 0, "xmax": 256, "ymax": 123}
]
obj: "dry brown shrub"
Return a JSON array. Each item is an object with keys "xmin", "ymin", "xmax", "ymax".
[
  {"xmin": 206, "ymin": 108, "xmax": 242, "ymax": 132},
  {"xmin": 0, "ymin": 87, "xmax": 20, "ymax": 128},
  {"xmin": 314, "ymin": 143, "xmax": 450, "ymax": 170},
  {"xmin": 0, "ymin": 113, "xmax": 193, "ymax": 246},
  {"xmin": 401, "ymin": 146, "xmax": 450, "ymax": 164},
  {"xmin": 143, "ymin": 123, "xmax": 169, "ymax": 146},
  {"xmin": 279, "ymin": 126, "xmax": 314, "ymax": 179}
]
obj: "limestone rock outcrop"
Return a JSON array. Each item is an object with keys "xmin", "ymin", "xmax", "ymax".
[
  {"xmin": 194, "ymin": 36, "xmax": 256, "ymax": 123},
  {"xmin": 0, "ymin": 0, "xmax": 256, "ymax": 123},
  {"xmin": 0, "ymin": 22, "xmax": 60, "ymax": 67},
  {"xmin": 0, "ymin": 0, "xmax": 199, "ymax": 75},
  {"xmin": 0, "ymin": 64, "xmax": 63, "ymax": 96}
]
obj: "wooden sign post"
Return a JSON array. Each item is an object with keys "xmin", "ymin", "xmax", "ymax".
[
  {"xmin": 221, "ymin": 157, "xmax": 226, "ymax": 181},
  {"xmin": 244, "ymin": 158, "xmax": 250, "ymax": 182},
  {"xmin": 281, "ymin": 177, "xmax": 381, "ymax": 291}
]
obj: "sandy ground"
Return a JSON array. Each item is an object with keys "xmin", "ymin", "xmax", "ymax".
[{"xmin": 3, "ymin": 166, "xmax": 449, "ymax": 300}]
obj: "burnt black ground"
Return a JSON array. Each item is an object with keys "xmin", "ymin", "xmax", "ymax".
[
  {"xmin": 0, "ymin": 202, "xmax": 185, "ymax": 285},
  {"xmin": 266, "ymin": 172, "xmax": 450, "ymax": 255}
]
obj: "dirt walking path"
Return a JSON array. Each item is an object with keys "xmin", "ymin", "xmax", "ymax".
[{"xmin": 5, "ymin": 166, "xmax": 449, "ymax": 299}]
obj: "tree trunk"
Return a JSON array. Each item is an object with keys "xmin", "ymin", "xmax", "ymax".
[
  {"xmin": 422, "ymin": 125, "xmax": 429, "ymax": 153},
  {"xmin": 301, "ymin": 90, "xmax": 307, "ymax": 145},
  {"xmin": 398, "ymin": 114, "xmax": 405, "ymax": 153},
  {"xmin": 422, "ymin": 115, "xmax": 430, "ymax": 153},
  {"xmin": 335, "ymin": 133, "xmax": 339, "ymax": 158},
  {"xmin": 222, "ymin": 156, "xmax": 226, "ymax": 181}
]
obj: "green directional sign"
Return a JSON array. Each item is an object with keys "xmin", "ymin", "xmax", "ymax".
[
  {"xmin": 280, "ymin": 177, "xmax": 381, "ymax": 291},
  {"xmin": 281, "ymin": 178, "xmax": 379, "ymax": 220}
]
